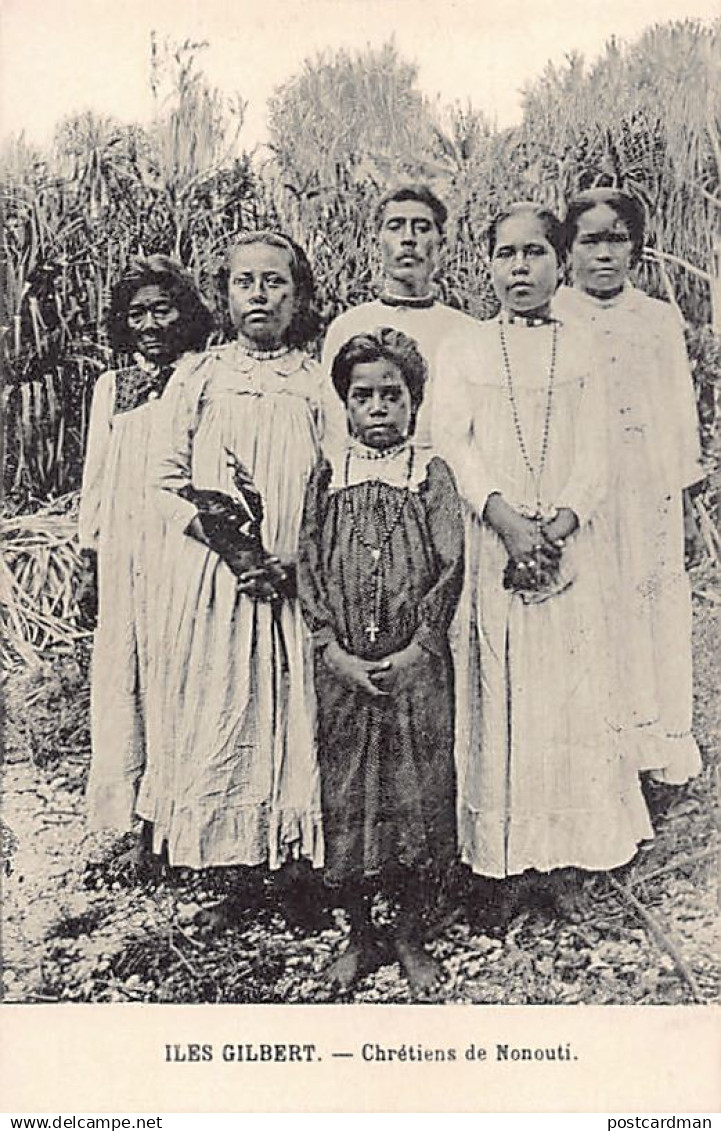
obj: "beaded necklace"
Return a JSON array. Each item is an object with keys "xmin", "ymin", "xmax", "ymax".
[
  {"xmin": 506, "ymin": 312, "xmax": 556, "ymax": 327},
  {"xmin": 343, "ymin": 443, "xmax": 415, "ymax": 644},
  {"xmin": 235, "ymin": 339, "xmax": 291, "ymax": 362},
  {"xmin": 348, "ymin": 438, "xmax": 408, "ymax": 462},
  {"xmin": 498, "ymin": 317, "xmax": 558, "ymax": 544},
  {"xmin": 378, "ymin": 291, "xmax": 435, "ymax": 310}
]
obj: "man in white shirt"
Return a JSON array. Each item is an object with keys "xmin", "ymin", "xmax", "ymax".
[{"xmin": 321, "ymin": 183, "xmax": 479, "ymax": 453}]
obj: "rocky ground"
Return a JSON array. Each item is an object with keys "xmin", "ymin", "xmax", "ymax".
[{"xmin": 2, "ymin": 585, "xmax": 718, "ymax": 1006}]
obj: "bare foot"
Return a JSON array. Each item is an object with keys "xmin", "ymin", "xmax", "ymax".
[
  {"xmin": 548, "ymin": 870, "xmax": 589, "ymax": 923},
  {"xmin": 84, "ymin": 831, "xmax": 157, "ymax": 888},
  {"xmin": 194, "ymin": 897, "xmax": 235, "ymax": 931},
  {"xmin": 325, "ymin": 933, "xmax": 385, "ymax": 993},
  {"xmin": 195, "ymin": 887, "xmax": 265, "ymax": 932},
  {"xmin": 467, "ymin": 875, "xmax": 517, "ymax": 937},
  {"xmin": 111, "ymin": 839, "xmax": 155, "ymax": 884},
  {"xmin": 394, "ymin": 936, "xmax": 441, "ymax": 996}
]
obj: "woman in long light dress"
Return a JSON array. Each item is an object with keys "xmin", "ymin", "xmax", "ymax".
[
  {"xmin": 435, "ymin": 204, "xmax": 653, "ymax": 926},
  {"xmin": 138, "ymin": 233, "xmax": 324, "ymax": 894},
  {"xmin": 556, "ymin": 188, "xmax": 704, "ymax": 786},
  {"xmin": 78, "ymin": 257, "xmax": 213, "ymax": 865}
]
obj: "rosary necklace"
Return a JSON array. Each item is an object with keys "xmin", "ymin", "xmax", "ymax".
[
  {"xmin": 343, "ymin": 443, "xmax": 414, "ymax": 643},
  {"xmin": 499, "ymin": 317, "xmax": 558, "ymax": 537}
]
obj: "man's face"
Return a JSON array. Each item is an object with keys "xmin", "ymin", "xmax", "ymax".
[{"xmin": 379, "ymin": 200, "xmax": 442, "ymax": 295}]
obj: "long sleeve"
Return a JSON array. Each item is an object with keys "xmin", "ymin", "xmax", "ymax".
[
  {"xmin": 149, "ymin": 355, "xmax": 207, "ymax": 531},
  {"xmin": 433, "ymin": 333, "xmax": 503, "ymax": 518},
  {"xmin": 297, "ymin": 458, "xmax": 338, "ymax": 649},
  {"xmin": 555, "ymin": 368, "xmax": 608, "ymax": 527},
  {"xmin": 659, "ymin": 310, "xmax": 704, "ymax": 490},
  {"xmin": 78, "ymin": 370, "xmax": 115, "ymax": 549},
  {"xmin": 412, "ymin": 457, "xmax": 465, "ymax": 656}
]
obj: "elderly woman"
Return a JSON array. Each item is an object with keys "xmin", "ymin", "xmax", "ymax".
[
  {"xmin": 556, "ymin": 188, "xmax": 704, "ymax": 787},
  {"xmin": 78, "ymin": 255, "xmax": 213, "ymax": 862}
]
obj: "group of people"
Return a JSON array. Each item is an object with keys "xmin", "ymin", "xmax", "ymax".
[{"xmin": 78, "ymin": 182, "xmax": 704, "ymax": 996}]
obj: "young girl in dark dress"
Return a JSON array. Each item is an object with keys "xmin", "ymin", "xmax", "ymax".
[{"xmin": 298, "ymin": 328, "xmax": 464, "ymax": 995}]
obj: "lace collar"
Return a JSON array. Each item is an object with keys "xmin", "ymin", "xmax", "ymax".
[
  {"xmin": 328, "ymin": 440, "xmax": 433, "ymax": 492},
  {"xmin": 227, "ymin": 341, "xmax": 308, "ymax": 377}
]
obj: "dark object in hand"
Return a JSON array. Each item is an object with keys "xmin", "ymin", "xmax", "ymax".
[
  {"xmin": 265, "ymin": 559, "xmax": 297, "ymax": 599},
  {"xmin": 183, "ymin": 486, "xmax": 261, "ymax": 544},
  {"xmin": 180, "ymin": 468, "xmax": 265, "ymax": 575},
  {"xmin": 503, "ymin": 555, "xmax": 560, "ymax": 594},
  {"xmin": 76, "ymin": 549, "xmax": 99, "ymax": 630}
]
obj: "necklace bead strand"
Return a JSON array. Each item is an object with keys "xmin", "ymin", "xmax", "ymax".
[
  {"xmin": 499, "ymin": 318, "xmax": 558, "ymax": 515},
  {"xmin": 343, "ymin": 444, "xmax": 415, "ymax": 644},
  {"xmin": 236, "ymin": 341, "xmax": 291, "ymax": 362}
]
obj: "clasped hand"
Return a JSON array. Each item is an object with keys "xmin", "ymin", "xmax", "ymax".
[
  {"xmin": 486, "ymin": 496, "xmax": 577, "ymax": 569},
  {"xmin": 323, "ymin": 639, "xmax": 425, "ymax": 699},
  {"xmin": 235, "ymin": 556, "xmax": 295, "ymax": 601}
]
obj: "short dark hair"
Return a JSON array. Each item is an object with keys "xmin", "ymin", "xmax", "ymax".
[
  {"xmin": 220, "ymin": 230, "xmax": 320, "ymax": 348},
  {"xmin": 375, "ymin": 183, "xmax": 448, "ymax": 235},
  {"xmin": 488, "ymin": 202, "xmax": 564, "ymax": 261},
  {"xmin": 563, "ymin": 188, "xmax": 646, "ymax": 266},
  {"xmin": 330, "ymin": 327, "xmax": 428, "ymax": 436},
  {"xmin": 107, "ymin": 255, "xmax": 214, "ymax": 355}
]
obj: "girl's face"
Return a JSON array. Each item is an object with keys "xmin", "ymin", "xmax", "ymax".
[
  {"xmin": 570, "ymin": 203, "xmax": 633, "ymax": 297},
  {"xmin": 491, "ymin": 212, "xmax": 561, "ymax": 316},
  {"xmin": 126, "ymin": 285, "xmax": 182, "ymax": 365},
  {"xmin": 346, "ymin": 359, "xmax": 413, "ymax": 450},
  {"xmin": 228, "ymin": 243, "xmax": 296, "ymax": 348}
]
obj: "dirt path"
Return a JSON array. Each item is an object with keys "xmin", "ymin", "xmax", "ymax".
[{"xmin": 2, "ymin": 596, "xmax": 719, "ymax": 1006}]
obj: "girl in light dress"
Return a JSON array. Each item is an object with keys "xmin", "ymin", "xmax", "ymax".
[
  {"xmin": 434, "ymin": 203, "xmax": 653, "ymax": 928},
  {"xmin": 78, "ymin": 256, "xmax": 213, "ymax": 876},
  {"xmin": 137, "ymin": 232, "xmax": 325, "ymax": 925},
  {"xmin": 557, "ymin": 188, "xmax": 703, "ymax": 791},
  {"xmin": 298, "ymin": 328, "xmax": 464, "ymax": 994}
]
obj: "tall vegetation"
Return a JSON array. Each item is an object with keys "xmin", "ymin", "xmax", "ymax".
[
  {"xmin": 2, "ymin": 24, "xmax": 719, "ymax": 512},
  {"xmin": 517, "ymin": 20, "xmax": 721, "ymax": 328},
  {"xmin": 1, "ymin": 43, "xmax": 261, "ymax": 506}
]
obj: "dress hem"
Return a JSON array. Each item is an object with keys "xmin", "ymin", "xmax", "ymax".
[
  {"xmin": 137, "ymin": 796, "xmax": 324, "ymax": 871},
  {"xmin": 458, "ymin": 799, "xmax": 654, "ymax": 880}
]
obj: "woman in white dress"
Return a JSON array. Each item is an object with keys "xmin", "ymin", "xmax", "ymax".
[
  {"xmin": 434, "ymin": 203, "xmax": 653, "ymax": 928},
  {"xmin": 556, "ymin": 188, "xmax": 703, "ymax": 787},
  {"xmin": 79, "ymin": 256, "xmax": 213, "ymax": 869},
  {"xmin": 138, "ymin": 232, "xmax": 324, "ymax": 921}
]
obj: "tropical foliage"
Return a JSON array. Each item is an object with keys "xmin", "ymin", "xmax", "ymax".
[{"xmin": 2, "ymin": 22, "xmax": 719, "ymax": 515}]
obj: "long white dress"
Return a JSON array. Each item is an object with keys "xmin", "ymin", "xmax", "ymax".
[
  {"xmin": 78, "ymin": 361, "xmax": 173, "ymax": 832},
  {"xmin": 136, "ymin": 343, "xmax": 324, "ymax": 870},
  {"xmin": 434, "ymin": 314, "xmax": 653, "ymax": 879},
  {"xmin": 554, "ymin": 285, "xmax": 704, "ymax": 784}
]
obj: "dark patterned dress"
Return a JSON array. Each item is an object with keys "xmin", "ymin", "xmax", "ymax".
[{"xmin": 298, "ymin": 443, "xmax": 464, "ymax": 889}]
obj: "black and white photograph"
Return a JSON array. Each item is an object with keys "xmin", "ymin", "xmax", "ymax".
[{"xmin": 1, "ymin": 0, "xmax": 719, "ymax": 1114}]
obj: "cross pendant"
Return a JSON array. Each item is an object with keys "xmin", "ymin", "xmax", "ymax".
[{"xmin": 365, "ymin": 619, "xmax": 379, "ymax": 643}]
